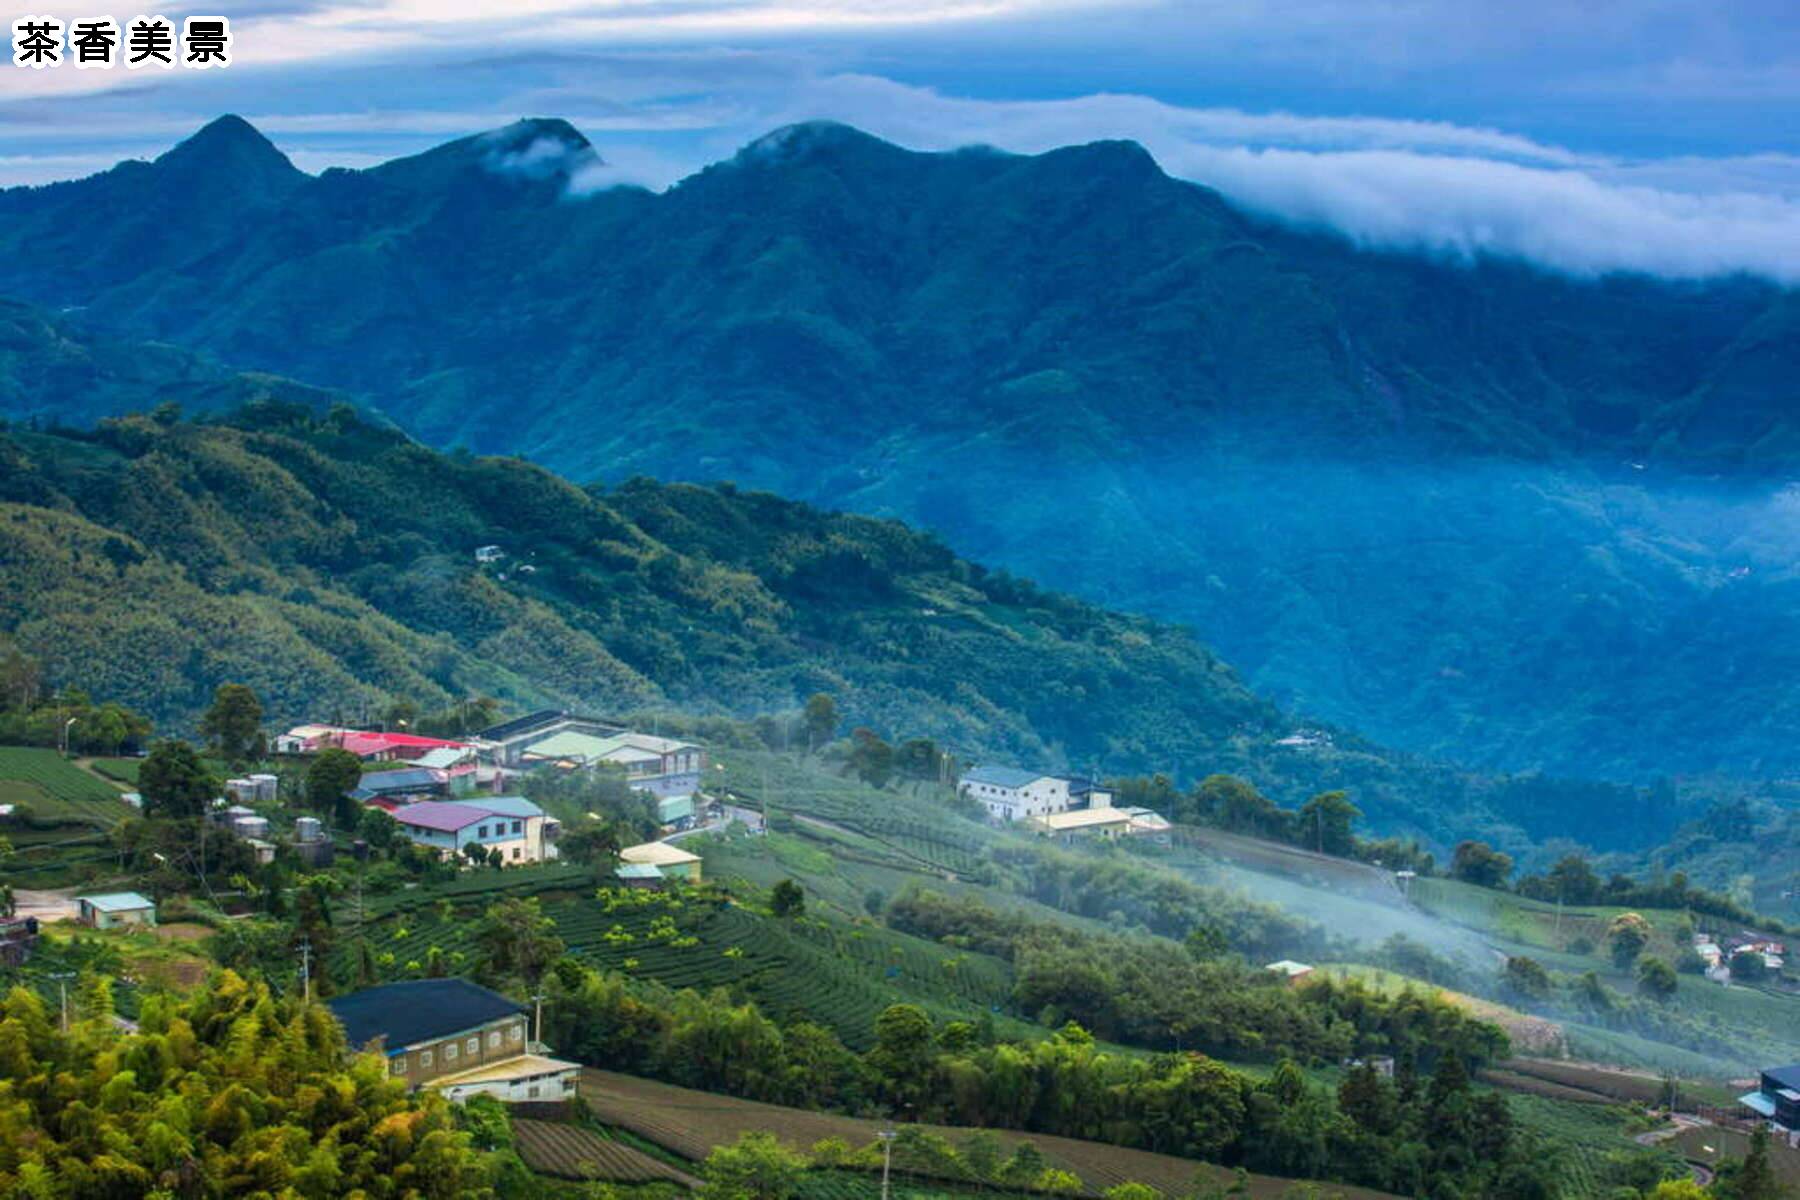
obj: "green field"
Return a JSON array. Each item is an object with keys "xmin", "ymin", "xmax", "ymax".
[{"xmin": 0, "ymin": 746, "xmax": 132, "ymax": 826}]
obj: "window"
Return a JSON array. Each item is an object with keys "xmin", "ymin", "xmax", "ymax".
[
  {"xmin": 445, "ymin": 1042, "xmax": 458, "ymax": 1061},
  {"xmin": 511, "ymin": 820, "xmax": 521, "ymax": 834},
  {"xmin": 391, "ymin": 1055, "xmax": 407, "ymax": 1075},
  {"xmin": 467, "ymin": 1037, "xmax": 479, "ymax": 1055},
  {"xmin": 421, "ymin": 1049, "xmax": 433, "ymax": 1068},
  {"xmin": 563, "ymin": 1076, "xmax": 577, "ymax": 1092},
  {"xmin": 489, "ymin": 1030, "xmax": 502, "ymax": 1049},
  {"xmin": 511, "ymin": 847, "xmax": 521, "ymax": 860},
  {"xmin": 477, "ymin": 825, "xmax": 488, "ymax": 838},
  {"xmin": 528, "ymin": 1085, "xmax": 541, "ymax": 1098}
]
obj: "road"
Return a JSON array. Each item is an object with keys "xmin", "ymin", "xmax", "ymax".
[{"xmin": 1634, "ymin": 1115, "xmax": 1718, "ymax": 1186}]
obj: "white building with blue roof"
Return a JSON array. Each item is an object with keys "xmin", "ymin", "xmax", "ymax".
[{"xmin": 959, "ymin": 765, "xmax": 1074, "ymax": 822}]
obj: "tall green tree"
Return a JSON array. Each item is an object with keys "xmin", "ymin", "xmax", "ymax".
[
  {"xmin": 475, "ymin": 896, "xmax": 565, "ymax": 988},
  {"xmin": 305, "ymin": 747, "xmax": 364, "ymax": 815},
  {"xmin": 1450, "ymin": 841, "xmax": 1513, "ymax": 888},
  {"xmin": 138, "ymin": 739, "xmax": 219, "ymax": 819},
  {"xmin": 200, "ymin": 682, "xmax": 264, "ymax": 762},
  {"xmin": 1297, "ymin": 790, "xmax": 1360, "ymax": 856},
  {"xmin": 802, "ymin": 693, "xmax": 839, "ymax": 750},
  {"xmin": 1606, "ymin": 913, "xmax": 1652, "ymax": 968}
]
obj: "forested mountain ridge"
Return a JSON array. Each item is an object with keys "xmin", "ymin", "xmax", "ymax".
[
  {"xmin": 0, "ymin": 403, "xmax": 1684, "ymax": 850},
  {"xmin": 5, "ymin": 116, "xmax": 1800, "ymax": 780}
]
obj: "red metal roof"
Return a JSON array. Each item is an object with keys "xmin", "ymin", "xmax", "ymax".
[{"xmin": 329, "ymin": 730, "xmax": 474, "ymax": 757}]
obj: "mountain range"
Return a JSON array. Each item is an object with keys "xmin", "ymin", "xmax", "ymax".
[{"xmin": 2, "ymin": 115, "xmax": 1799, "ymax": 782}]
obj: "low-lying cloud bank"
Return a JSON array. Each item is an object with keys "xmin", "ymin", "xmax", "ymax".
[{"xmin": 714, "ymin": 74, "xmax": 1800, "ymax": 284}]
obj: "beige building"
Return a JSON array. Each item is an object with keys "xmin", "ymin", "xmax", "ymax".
[
  {"xmin": 620, "ymin": 840, "xmax": 703, "ymax": 882},
  {"xmin": 1029, "ymin": 807, "xmax": 1134, "ymax": 840}
]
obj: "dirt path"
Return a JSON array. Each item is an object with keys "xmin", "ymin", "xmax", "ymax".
[{"xmin": 12, "ymin": 888, "xmax": 79, "ymax": 922}]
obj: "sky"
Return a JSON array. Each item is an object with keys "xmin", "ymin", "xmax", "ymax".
[{"xmin": 3, "ymin": 0, "xmax": 1800, "ymax": 281}]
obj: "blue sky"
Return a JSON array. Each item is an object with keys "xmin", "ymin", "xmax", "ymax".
[{"xmin": 3, "ymin": 0, "xmax": 1800, "ymax": 280}]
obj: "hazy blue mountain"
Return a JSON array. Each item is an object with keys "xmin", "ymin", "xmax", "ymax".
[{"xmin": 4, "ymin": 115, "xmax": 1799, "ymax": 780}]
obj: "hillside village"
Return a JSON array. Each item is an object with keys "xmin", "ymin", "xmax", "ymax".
[{"xmin": 2, "ymin": 675, "xmax": 1798, "ymax": 1199}]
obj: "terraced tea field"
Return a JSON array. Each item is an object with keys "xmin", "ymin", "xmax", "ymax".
[
  {"xmin": 0, "ymin": 747, "xmax": 131, "ymax": 826},
  {"xmin": 579, "ymin": 1069, "xmax": 1399, "ymax": 1199},
  {"xmin": 512, "ymin": 1118, "xmax": 700, "ymax": 1186}
]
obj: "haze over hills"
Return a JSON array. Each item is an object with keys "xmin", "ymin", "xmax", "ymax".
[
  {"xmin": 0, "ymin": 398, "xmax": 1684, "ymax": 851},
  {"xmin": 3, "ymin": 115, "xmax": 1800, "ymax": 781}
]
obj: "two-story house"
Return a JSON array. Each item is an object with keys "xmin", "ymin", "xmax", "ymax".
[
  {"xmin": 959, "ymin": 766, "xmax": 1071, "ymax": 822},
  {"xmin": 391, "ymin": 797, "xmax": 553, "ymax": 864},
  {"xmin": 328, "ymin": 978, "xmax": 579, "ymax": 1103}
]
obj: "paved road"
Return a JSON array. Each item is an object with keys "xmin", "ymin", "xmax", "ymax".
[{"xmin": 1634, "ymin": 1115, "xmax": 1717, "ymax": 1186}]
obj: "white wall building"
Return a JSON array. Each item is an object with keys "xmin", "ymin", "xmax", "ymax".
[{"xmin": 959, "ymin": 766, "xmax": 1071, "ymax": 821}]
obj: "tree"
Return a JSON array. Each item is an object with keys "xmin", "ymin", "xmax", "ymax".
[
  {"xmin": 305, "ymin": 747, "xmax": 363, "ymax": 814},
  {"xmin": 1297, "ymin": 790, "xmax": 1360, "ymax": 856},
  {"xmin": 138, "ymin": 739, "xmax": 219, "ymax": 819},
  {"xmin": 847, "ymin": 727, "xmax": 895, "ymax": 788},
  {"xmin": 559, "ymin": 820, "xmax": 624, "ymax": 866},
  {"xmin": 200, "ymin": 682, "xmax": 264, "ymax": 762},
  {"xmin": 802, "ymin": 693, "xmax": 839, "ymax": 750},
  {"xmin": 770, "ymin": 879, "xmax": 806, "ymax": 918},
  {"xmin": 1606, "ymin": 913, "xmax": 1652, "ymax": 968},
  {"xmin": 698, "ymin": 1131, "xmax": 808, "ymax": 1200},
  {"xmin": 1185, "ymin": 923, "xmax": 1229, "ymax": 960},
  {"xmin": 475, "ymin": 896, "xmax": 565, "ymax": 987},
  {"xmin": 1635, "ymin": 955, "xmax": 1678, "ymax": 1001},
  {"xmin": 1450, "ymin": 841, "xmax": 1513, "ymax": 888},
  {"xmin": 1501, "ymin": 956, "xmax": 1550, "ymax": 1001},
  {"xmin": 1730, "ymin": 949, "xmax": 1769, "ymax": 981},
  {"xmin": 1732, "ymin": 1124, "xmax": 1782, "ymax": 1200}
]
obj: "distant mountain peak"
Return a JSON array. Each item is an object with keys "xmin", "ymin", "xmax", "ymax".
[
  {"xmin": 368, "ymin": 116, "xmax": 602, "ymax": 192},
  {"xmin": 733, "ymin": 120, "xmax": 903, "ymax": 167},
  {"xmin": 156, "ymin": 114, "xmax": 301, "ymax": 181}
]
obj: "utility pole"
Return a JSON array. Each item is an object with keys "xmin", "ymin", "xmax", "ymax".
[
  {"xmin": 49, "ymin": 971, "xmax": 74, "ymax": 1033},
  {"xmin": 531, "ymin": 990, "xmax": 545, "ymax": 1049},
  {"xmin": 298, "ymin": 938, "xmax": 312, "ymax": 1005},
  {"xmin": 878, "ymin": 1128, "xmax": 897, "ymax": 1200}
]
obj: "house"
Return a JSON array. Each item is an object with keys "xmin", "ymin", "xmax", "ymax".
[
  {"xmin": 327, "ymin": 978, "xmax": 579, "ymax": 1104},
  {"xmin": 1030, "ymin": 807, "xmax": 1135, "ymax": 841},
  {"xmin": 959, "ymin": 766, "xmax": 1072, "ymax": 822},
  {"xmin": 475, "ymin": 544, "xmax": 506, "ymax": 564},
  {"xmin": 614, "ymin": 862, "xmax": 666, "ymax": 890},
  {"xmin": 1266, "ymin": 960, "xmax": 1315, "ymax": 984},
  {"xmin": 392, "ymin": 797, "xmax": 553, "ymax": 864},
  {"xmin": 620, "ymin": 841, "xmax": 703, "ymax": 883},
  {"xmin": 275, "ymin": 723, "xmax": 340, "ymax": 755},
  {"xmin": 521, "ymin": 730, "xmax": 706, "ymax": 799},
  {"xmin": 1739, "ymin": 1065, "xmax": 1800, "ymax": 1130},
  {"xmin": 351, "ymin": 765, "xmax": 450, "ymax": 804},
  {"xmin": 76, "ymin": 892, "xmax": 156, "ymax": 930}
]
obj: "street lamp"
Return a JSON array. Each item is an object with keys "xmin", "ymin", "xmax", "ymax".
[{"xmin": 61, "ymin": 716, "xmax": 78, "ymax": 758}]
